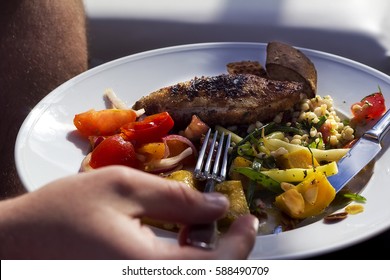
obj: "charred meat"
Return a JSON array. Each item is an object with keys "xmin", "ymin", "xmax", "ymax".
[{"xmin": 132, "ymin": 73, "xmax": 305, "ymax": 128}]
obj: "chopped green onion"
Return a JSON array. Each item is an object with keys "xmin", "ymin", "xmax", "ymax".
[
  {"xmin": 237, "ymin": 142, "xmax": 255, "ymax": 156},
  {"xmin": 234, "ymin": 167, "xmax": 282, "ymax": 193},
  {"xmin": 246, "ymin": 160, "xmax": 262, "ymax": 207},
  {"xmin": 314, "ymin": 115, "xmax": 327, "ymax": 129},
  {"xmin": 343, "ymin": 193, "xmax": 367, "ymax": 203}
]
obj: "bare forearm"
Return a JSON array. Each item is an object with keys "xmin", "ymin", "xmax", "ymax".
[
  {"xmin": 0, "ymin": 0, "xmax": 88, "ymax": 100},
  {"xmin": 0, "ymin": 0, "xmax": 88, "ymax": 198}
]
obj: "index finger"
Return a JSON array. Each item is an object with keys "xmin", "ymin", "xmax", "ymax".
[{"xmin": 97, "ymin": 166, "xmax": 230, "ymax": 225}]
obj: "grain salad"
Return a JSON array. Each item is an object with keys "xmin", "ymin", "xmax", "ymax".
[{"xmin": 244, "ymin": 94, "xmax": 355, "ymax": 152}]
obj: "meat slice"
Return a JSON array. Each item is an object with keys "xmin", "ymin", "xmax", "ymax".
[
  {"xmin": 266, "ymin": 41, "xmax": 317, "ymax": 98},
  {"xmin": 132, "ymin": 74, "xmax": 305, "ymax": 128}
]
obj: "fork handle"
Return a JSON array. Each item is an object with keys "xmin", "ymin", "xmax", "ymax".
[
  {"xmin": 186, "ymin": 179, "xmax": 218, "ymax": 249},
  {"xmin": 185, "ymin": 222, "xmax": 218, "ymax": 250},
  {"xmin": 204, "ymin": 177, "xmax": 216, "ymax": 192}
]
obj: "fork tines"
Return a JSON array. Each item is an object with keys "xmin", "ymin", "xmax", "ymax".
[
  {"xmin": 186, "ymin": 128, "xmax": 232, "ymax": 250},
  {"xmin": 194, "ymin": 128, "xmax": 231, "ymax": 184}
]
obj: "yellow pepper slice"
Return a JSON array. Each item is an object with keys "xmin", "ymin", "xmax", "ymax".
[{"xmin": 275, "ymin": 171, "xmax": 336, "ymax": 219}]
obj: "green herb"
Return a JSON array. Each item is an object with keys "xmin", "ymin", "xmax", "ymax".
[
  {"xmin": 236, "ymin": 123, "xmax": 271, "ymax": 147},
  {"xmin": 229, "ymin": 123, "xmax": 271, "ymax": 166},
  {"xmin": 343, "ymin": 193, "xmax": 367, "ymax": 203},
  {"xmin": 308, "ymin": 137, "xmax": 324, "ymax": 149},
  {"xmin": 237, "ymin": 142, "xmax": 254, "ymax": 156},
  {"xmin": 246, "ymin": 160, "xmax": 262, "ymax": 207},
  {"xmin": 297, "ymin": 115, "xmax": 327, "ymax": 133},
  {"xmin": 234, "ymin": 167, "xmax": 282, "ymax": 193},
  {"xmin": 342, "ymin": 119, "xmax": 350, "ymax": 126},
  {"xmin": 314, "ymin": 115, "xmax": 327, "ymax": 129}
]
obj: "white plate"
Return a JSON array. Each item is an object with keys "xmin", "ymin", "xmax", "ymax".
[{"xmin": 15, "ymin": 42, "xmax": 390, "ymax": 259}]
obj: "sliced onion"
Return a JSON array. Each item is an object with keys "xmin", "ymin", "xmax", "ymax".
[
  {"xmin": 104, "ymin": 88, "xmax": 129, "ymax": 109},
  {"xmin": 80, "ymin": 153, "xmax": 93, "ymax": 172},
  {"xmin": 162, "ymin": 134, "xmax": 198, "ymax": 158},
  {"xmin": 104, "ymin": 88, "xmax": 145, "ymax": 116},
  {"xmin": 144, "ymin": 147, "xmax": 193, "ymax": 173},
  {"xmin": 89, "ymin": 136, "xmax": 106, "ymax": 150}
]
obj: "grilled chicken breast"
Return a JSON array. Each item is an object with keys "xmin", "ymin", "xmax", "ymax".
[{"xmin": 132, "ymin": 74, "xmax": 305, "ymax": 128}]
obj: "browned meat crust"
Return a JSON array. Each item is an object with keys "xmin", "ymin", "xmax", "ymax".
[
  {"xmin": 132, "ymin": 74, "xmax": 305, "ymax": 128},
  {"xmin": 226, "ymin": 61, "xmax": 267, "ymax": 77}
]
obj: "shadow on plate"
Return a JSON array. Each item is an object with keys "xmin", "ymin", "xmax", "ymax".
[{"xmin": 66, "ymin": 130, "xmax": 91, "ymax": 156}]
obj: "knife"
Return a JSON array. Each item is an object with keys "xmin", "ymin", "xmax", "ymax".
[{"xmin": 327, "ymin": 109, "xmax": 390, "ymax": 193}]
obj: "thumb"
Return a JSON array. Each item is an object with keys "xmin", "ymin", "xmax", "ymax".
[{"xmin": 118, "ymin": 168, "xmax": 230, "ymax": 224}]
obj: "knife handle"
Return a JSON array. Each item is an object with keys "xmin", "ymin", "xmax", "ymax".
[{"xmin": 365, "ymin": 109, "xmax": 390, "ymax": 142}]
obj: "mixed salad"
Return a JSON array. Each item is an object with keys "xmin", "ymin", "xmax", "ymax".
[{"xmin": 73, "ymin": 88, "xmax": 386, "ymax": 234}]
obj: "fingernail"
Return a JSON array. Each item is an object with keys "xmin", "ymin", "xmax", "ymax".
[{"xmin": 203, "ymin": 192, "xmax": 229, "ymax": 208}]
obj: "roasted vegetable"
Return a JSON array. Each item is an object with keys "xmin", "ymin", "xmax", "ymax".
[
  {"xmin": 233, "ymin": 167, "xmax": 282, "ymax": 193},
  {"xmin": 74, "ymin": 109, "xmax": 137, "ymax": 137},
  {"xmin": 276, "ymin": 148, "xmax": 319, "ymax": 169},
  {"xmin": 166, "ymin": 170, "xmax": 198, "ymax": 191},
  {"xmin": 351, "ymin": 90, "xmax": 386, "ymax": 124},
  {"xmin": 121, "ymin": 112, "xmax": 174, "ymax": 144},
  {"xmin": 274, "ymin": 171, "xmax": 336, "ymax": 219},
  {"xmin": 89, "ymin": 134, "xmax": 139, "ymax": 169},
  {"xmin": 215, "ymin": 180, "xmax": 250, "ymax": 228},
  {"xmin": 229, "ymin": 156, "xmax": 252, "ymax": 181},
  {"xmin": 137, "ymin": 142, "xmax": 166, "ymax": 162}
]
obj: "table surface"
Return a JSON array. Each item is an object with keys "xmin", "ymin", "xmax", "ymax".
[{"xmin": 5, "ymin": 0, "xmax": 388, "ymax": 260}]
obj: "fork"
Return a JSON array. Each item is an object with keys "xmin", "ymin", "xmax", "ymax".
[{"xmin": 185, "ymin": 128, "xmax": 231, "ymax": 249}]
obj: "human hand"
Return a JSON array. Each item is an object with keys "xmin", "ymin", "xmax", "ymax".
[{"xmin": 0, "ymin": 166, "xmax": 258, "ymax": 259}]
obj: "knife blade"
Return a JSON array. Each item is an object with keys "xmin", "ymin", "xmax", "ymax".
[{"xmin": 327, "ymin": 109, "xmax": 390, "ymax": 193}]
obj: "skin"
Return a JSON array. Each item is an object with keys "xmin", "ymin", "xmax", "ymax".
[
  {"xmin": 0, "ymin": 0, "xmax": 88, "ymax": 198},
  {"xmin": 0, "ymin": 166, "xmax": 258, "ymax": 259}
]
